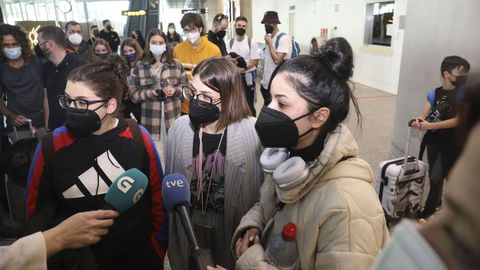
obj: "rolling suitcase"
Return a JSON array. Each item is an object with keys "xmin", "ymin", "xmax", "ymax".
[{"xmin": 375, "ymin": 120, "xmax": 426, "ymax": 222}]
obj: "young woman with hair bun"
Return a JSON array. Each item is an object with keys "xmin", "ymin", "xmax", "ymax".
[
  {"xmin": 231, "ymin": 37, "xmax": 389, "ymax": 270},
  {"xmin": 25, "ymin": 59, "xmax": 168, "ymax": 270}
]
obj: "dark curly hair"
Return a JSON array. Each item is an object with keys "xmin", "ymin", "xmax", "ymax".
[
  {"xmin": 0, "ymin": 24, "xmax": 34, "ymax": 63},
  {"xmin": 67, "ymin": 57, "xmax": 129, "ymax": 115}
]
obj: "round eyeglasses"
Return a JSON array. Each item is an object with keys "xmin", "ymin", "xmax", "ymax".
[
  {"xmin": 181, "ymin": 85, "xmax": 221, "ymax": 108},
  {"xmin": 58, "ymin": 95, "xmax": 109, "ymax": 111}
]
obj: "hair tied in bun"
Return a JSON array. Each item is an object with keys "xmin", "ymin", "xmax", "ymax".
[{"xmin": 317, "ymin": 37, "xmax": 353, "ymax": 80}]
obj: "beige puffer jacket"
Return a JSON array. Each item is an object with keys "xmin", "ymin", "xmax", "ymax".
[{"xmin": 232, "ymin": 124, "xmax": 389, "ymax": 270}]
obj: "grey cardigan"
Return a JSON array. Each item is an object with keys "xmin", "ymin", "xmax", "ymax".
[{"xmin": 165, "ymin": 115, "xmax": 264, "ymax": 269}]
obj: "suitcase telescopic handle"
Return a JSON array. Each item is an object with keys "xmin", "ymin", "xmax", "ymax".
[
  {"xmin": 403, "ymin": 119, "xmax": 419, "ymax": 171},
  {"xmin": 13, "ymin": 118, "xmax": 34, "ymax": 140}
]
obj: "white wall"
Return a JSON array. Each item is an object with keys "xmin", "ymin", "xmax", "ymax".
[{"xmin": 251, "ymin": 0, "xmax": 407, "ymax": 94}]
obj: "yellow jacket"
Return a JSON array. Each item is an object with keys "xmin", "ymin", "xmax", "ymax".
[{"xmin": 173, "ymin": 36, "xmax": 221, "ymax": 113}]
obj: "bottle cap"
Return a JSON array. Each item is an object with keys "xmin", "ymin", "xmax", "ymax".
[{"xmin": 282, "ymin": 222, "xmax": 296, "ymax": 241}]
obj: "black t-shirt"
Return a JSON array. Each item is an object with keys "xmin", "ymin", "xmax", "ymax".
[
  {"xmin": 44, "ymin": 53, "xmax": 87, "ymax": 130},
  {"xmin": 99, "ymin": 30, "xmax": 121, "ymax": 52},
  {"xmin": 427, "ymin": 86, "xmax": 459, "ymax": 145},
  {"xmin": 191, "ymin": 128, "xmax": 227, "ymax": 212},
  {"xmin": 0, "ymin": 59, "xmax": 45, "ymax": 130}
]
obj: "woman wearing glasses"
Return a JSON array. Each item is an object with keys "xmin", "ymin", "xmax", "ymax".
[
  {"xmin": 25, "ymin": 59, "xmax": 168, "ymax": 270},
  {"xmin": 165, "ymin": 57, "xmax": 264, "ymax": 270},
  {"xmin": 127, "ymin": 29, "xmax": 187, "ymax": 158}
]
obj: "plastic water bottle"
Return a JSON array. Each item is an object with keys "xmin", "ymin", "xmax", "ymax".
[{"xmin": 265, "ymin": 222, "xmax": 299, "ymax": 270}]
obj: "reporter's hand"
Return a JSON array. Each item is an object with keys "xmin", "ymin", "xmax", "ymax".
[
  {"xmin": 43, "ymin": 210, "xmax": 119, "ymax": 257},
  {"xmin": 235, "ymin": 228, "xmax": 260, "ymax": 257}
]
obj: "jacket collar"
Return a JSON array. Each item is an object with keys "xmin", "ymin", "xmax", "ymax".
[{"xmin": 275, "ymin": 124, "xmax": 372, "ymax": 203}]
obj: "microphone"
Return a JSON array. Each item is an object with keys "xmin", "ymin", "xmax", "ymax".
[
  {"xmin": 104, "ymin": 168, "xmax": 148, "ymax": 213},
  {"xmin": 162, "ymin": 173, "xmax": 215, "ymax": 270}
]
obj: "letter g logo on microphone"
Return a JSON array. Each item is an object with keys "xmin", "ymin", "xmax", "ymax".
[
  {"xmin": 117, "ymin": 176, "xmax": 134, "ymax": 193},
  {"xmin": 133, "ymin": 189, "xmax": 144, "ymax": 203}
]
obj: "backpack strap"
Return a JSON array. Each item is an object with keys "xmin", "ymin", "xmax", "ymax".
[
  {"xmin": 125, "ymin": 119, "xmax": 145, "ymax": 158},
  {"xmin": 41, "ymin": 132, "xmax": 55, "ymax": 178},
  {"xmin": 418, "ymin": 131, "xmax": 431, "ymax": 161},
  {"xmin": 275, "ymin": 33, "xmax": 286, "ymax": 50}
]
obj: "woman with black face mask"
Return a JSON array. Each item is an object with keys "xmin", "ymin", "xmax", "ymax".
[
  {"xmin": 25, "ymin": 59, "xmax": 169, "ymax": 270},
  {"xmin": 92, "ymin": 38, "xmax": 112, "ymax": 62},
  {"xmin": 231, "ymin": 38, "xmax": 389, "ymax": 270},
  {"xmin": 165, "ymin": 57, "xmax": 264, "ymax": 270}
]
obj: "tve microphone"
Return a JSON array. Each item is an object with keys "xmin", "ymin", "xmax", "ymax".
[
  {"xmin": 104, "ymin": 168, "xmax": 148, "ymax": 213},
  {"xmin": 162, "ymin": 173, "xmax": 214, "ymax": 270}
]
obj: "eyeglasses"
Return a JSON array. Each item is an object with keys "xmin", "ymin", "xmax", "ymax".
[
  {"xmin": 58, "ymin": 95, "xmax": 109, "ymax": 111},
  {"xmin": 181, "ymin": 85, "xmax": 220, "ymax": 108},
  {"xmin": 183, "ymin": 27, "xmax": 199, "ymax": 35}
]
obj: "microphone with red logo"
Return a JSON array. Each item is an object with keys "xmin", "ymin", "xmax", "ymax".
[
  {"xmin": 104, "ymin": 168, "xmax": 148, "ymax": 213},
  {"xmin": 162, "ymin": 173, "xmax": 215, "ymax": 270}
]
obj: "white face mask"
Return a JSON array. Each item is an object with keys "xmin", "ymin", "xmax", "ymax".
[
  {"xmin": 68, "ymin": 33, "xmax": 83, "ymax": 46},
  {"xmin": 3, "ymin": 47, "xmax": 22, "ymax": 60},
  {"xmin": 168, "ymin": 28, "xmax": 175, "ymax": 34},
  {"xmin": 186, "ymin": 31, "xmax": 200, "ymax": 44},
  {"xmin": 149, "ymin": 44, "xmax": 166, "ymax": 56}
]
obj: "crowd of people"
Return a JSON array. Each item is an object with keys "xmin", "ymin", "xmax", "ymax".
[{"xmin": 0, "ymin": 8, "xmax": 478, "ymax": 270}]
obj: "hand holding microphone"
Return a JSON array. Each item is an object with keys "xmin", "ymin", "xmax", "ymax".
[
  {"xmin": 163, "ymin": 173, "xmax": 215, "ymax": 270},
  {"xmin": 43, "ymin": 209, "xmax": 119, "ymax": 257}
]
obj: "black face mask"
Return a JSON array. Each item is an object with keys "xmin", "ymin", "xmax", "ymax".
[
  {"xmin": 34, "ymin": 44, "xmax": 45, "ymax": 58},
  {"xmin": 95, "ymin": 53, "xmax": 108, "ymax": 60},
  {"xmin": 65, "ymin": 105, "xmax": 107, "ymax": 137},
  {"xmin": 106, "ymin": 25, "xmax": 113, "ymax": 31},
  {"xmin": 451, "ymin": 75, "xmax": 467, "ymax": 87},
  {"xmin": 255, "ymin": 106, "xmax": 313, "ymax": 148},
  {"xmin": 235, "ymin": 28, "xmax": 246, "ymax": 36},
  {"xmin": 188, "ymin": 99, "xmax": 220, "ymax": 128},
  {"xmin": 93, "ymin": 30, "xmax": 99, "ymax": 37},
  {"xmin": 216, "ymin": 30, "xmax": 226, "ymax": 39},
  {"xmin": 265, "ymin": 25, "xmax": 274, "ymax": 34}
]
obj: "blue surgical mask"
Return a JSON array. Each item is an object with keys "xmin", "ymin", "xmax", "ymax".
[
  {"xmin": 125, "ymin": 52, "xmax": 136, "ymax": 63},
  {"xmin": 3, "ymin": 47, "xmax": 22, "ymax": 60}
]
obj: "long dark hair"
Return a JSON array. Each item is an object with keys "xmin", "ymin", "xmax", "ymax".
[
  {"xmin": 274, "ymin": 37, "xmax": 361, "ymax": 135},
  {"xmin": 0, "ymin": 24, "xmax": 34, "ymax": 63},
  {"xmin": 193, "ymin": 57, "xmax": 251, "ymax": 130},
  {"xmin": 132, "ymin": 29, "xmax": 146, "ymax": 48},
  {"xmin": 142, "ymin": 29, "xmax": 173, "ymax": 65}
]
